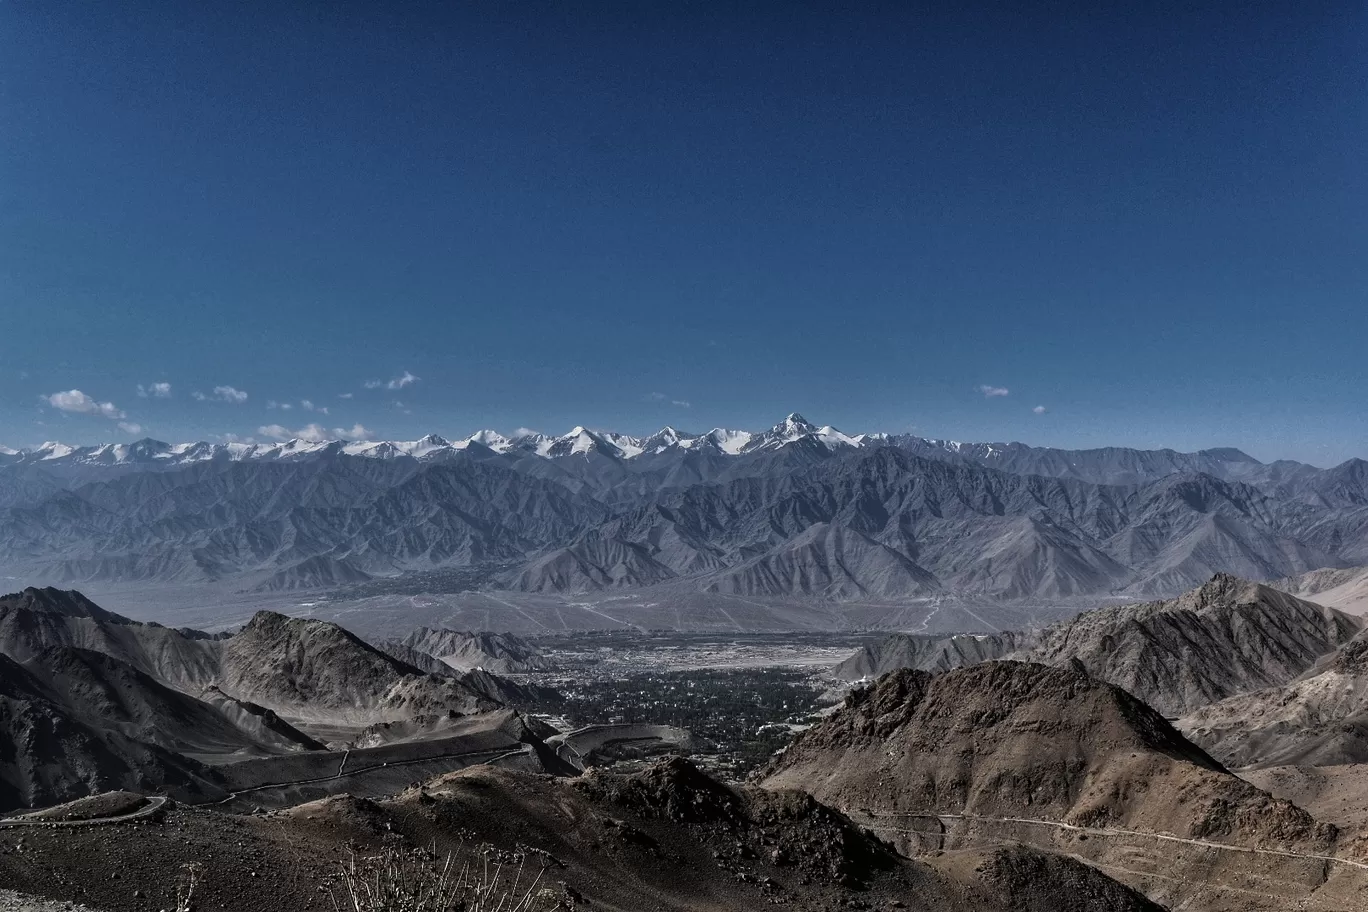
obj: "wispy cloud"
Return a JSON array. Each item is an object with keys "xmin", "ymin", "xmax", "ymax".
[
  {"xmin": 136, "ymin": 382, "xmax": 172, "ymax": 399},
  {"xmin": 1032, "ymin": 405, "xmax": 1048, "ymax": 414},
  {"xmin": 220, "ymin": 433, "xmax": 257, "ymax": 445},
  {"xmin": 648, "ymin": 392, "xmax": 692, "ymax": 408},
  {"xmin": 194, "ymin": 386, "xmax": 248, "ymax": 403},
  {"xmin": 333, "ymin": 423, "xmax": 372, "ymax": 440},
  {"xmin": 257, "ymin": 422, "xmax": 330, "ymax": 443},
  {"xmin": 266, "ymin": 400, "xmax": 293, "ymax": 410},
  {"xmin": 338, "ymin": 392, "xmax": 354, "ymax": 399},
  {"xmin": 978, "ymin": 385, "xmax": 1010, "ymax": 398},
  {"xmin": 44, "ymin": 390, "xmax": 125, "ymax": 419},
  {"xmin": 513, "ymin": 427, "xmax": 538, "ymax": 438},
  {"xmin": 366, "ymin": 371, "xmax": 419, "ymax": 391},
  {"xmin": 301, "ymin": 400, "xmax": 328, "ymax": 414},
  {"xmin": 117, "ymin": 421, "xmax": 142, "ymax": 434}
]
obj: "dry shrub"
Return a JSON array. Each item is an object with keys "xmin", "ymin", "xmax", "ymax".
[{"xmin": 330, "ymin": 839, "xmax": 563, "ymax": 912}]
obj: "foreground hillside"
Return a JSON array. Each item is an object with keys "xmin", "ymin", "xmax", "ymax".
[
  {"xmin": 763, "ymin": 661, "xmax": 1368, "ymax": 911},
  {"xmin": 0, "ymin": 758, "xmax": 1163, "ymax": 912}
]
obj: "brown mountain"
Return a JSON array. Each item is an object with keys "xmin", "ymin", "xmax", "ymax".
[
  {"xmin": 0, "ymin": 756, "xmax": 1164, "ymax": 912},
  {"xmin": 763, "ymin": 661, "xmax": 1363, "ymax": 911}
]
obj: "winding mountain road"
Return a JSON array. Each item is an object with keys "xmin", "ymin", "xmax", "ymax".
[
  {"xmin": 0, "ymin": 796, "xmax": 168, "ymax": 829},
  {"xmin": 210, "ymin": 743, "xmax": 531, "ymax": 806},
  {"xmin": 864, "ymin": 810, "xmax": 1368, "ymax": 871}
]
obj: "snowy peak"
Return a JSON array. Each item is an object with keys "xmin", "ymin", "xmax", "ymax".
[
  {"xmin": 776, "ymin": 412, "xmax": 818, "ymax": 438},
  {"xmin": 465, "ymin": 430, "xmax": 512, "ymax": 452},
  {"xmin": 740, "ymin": 412, "xmax": 857, "ymax": 454}
]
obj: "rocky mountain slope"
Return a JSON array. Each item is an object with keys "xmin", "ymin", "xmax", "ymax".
[
  {"xmin": 763, "ymin": 661, "xmax": 1365, "ymax": 911},
  {"xmin": 4, "ymin": 416, "xmax": 1368, "ymax": 603},
  {"xmin": 0, "ymin": 652, "xmax": 225, "ymax": 811},
  {"xmin": 826, "ymin": 631, "xmax": 1028, "ymax": 680},
  {"xmin": 1180, "ymin": 627, "xmax": 1368, "ymax": 767},
  {"xmin": 0, "ymin": 587, "xmax": 548, "ymax": 740},
  {"xmin": 396, "ymin": 627, "xmax": 549, "ymax": 672},
  {"xmin": 765, "ymin": 661, "xmax": 1329, "ymax": 846},
  {"xmin": 833, "ymin": 630, "xmax": 1030, "ymax": 680},
  {"xmin": 0, "ymin": 587, "xmax": 222, "ymax": 691},
  {"xmin": 0, "ymin": 755, "xmax": 1166, "ymax": 912},
  {"xmin": 1274, "ymin": 565, "xmax": 1368, "ymax": 615},
  {"xmin": 218, "ymin": 611, "xmax": 506, "ymax": 726},
  {"xmin": 1014, "ymin": 574, "xmax": 1362, "ymax": 715},
  {"xmin": 827, "ymin": 575, "xmax": 1364, "ymax": 717}
]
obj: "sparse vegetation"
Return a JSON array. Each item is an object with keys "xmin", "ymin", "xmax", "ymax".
[
  {"xmin": 330, "ymin": 841, "xmax": 560, "ymax": 912},
  {"xmin": 176, "ymin": 862, "xmax": 203, "ymax": 912}
]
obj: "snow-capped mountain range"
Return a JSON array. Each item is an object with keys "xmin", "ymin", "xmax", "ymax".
[
  {"xmin": 3, "ymin": 411, "xmax": 1367, "ymax": 603},
  {"xmin": 0, "ymin": 413, "xmax": 879, "ymax": 468}
]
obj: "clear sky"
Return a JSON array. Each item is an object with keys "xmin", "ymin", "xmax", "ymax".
[{"xmin": 1, "ymin": 2, "xmax": 1364, "ymax": 465}]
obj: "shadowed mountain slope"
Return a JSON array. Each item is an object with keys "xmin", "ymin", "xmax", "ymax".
[{"xmin": 0, "ymin": 653, "xmax": 225, "ymax": 812}]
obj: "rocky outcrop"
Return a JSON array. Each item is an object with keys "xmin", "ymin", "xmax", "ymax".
[
  {"xmin": 1180, "ymin": 627, "xmax": 1368, "ymax": 767},
  {"xmin": 1013, "ymin": 574, "xmax": 1362, "ymax": 716},
  {"xmin": 834, "ymin": 631, "xmax": 1031, "ymax": 681}
]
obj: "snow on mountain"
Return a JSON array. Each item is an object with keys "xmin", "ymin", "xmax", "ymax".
[
  {"xmin": 465, "ymin": 430, "xmax": 513, "ymax": 452},
  {"xmin": 703, "ymin": 428, "xmax": 754, "ymax": 454}
]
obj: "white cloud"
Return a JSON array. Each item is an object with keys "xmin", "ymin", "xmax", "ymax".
[
  {"xmin": 338, "ymin": 392, "xmax": 354, "ymax": 399},
  {"xmin": 195, "ymin": 386, "xmax": 248, "ymax": 403},
  {"xmin": 301, "ymin": 400, "xmax": 328, "ymax": 414},
  {"xmin": 44, "ymin": 390, "xmax": 125, "ymax": 419},
  {"xmin": 257, "ymin": 422, "xmax": 331, "ymax": 443},
  {"xmin": 978, "ymin": 385, "xmax": 1010, "ymax": 398},
  {"xmin": 333, "ymin": 423, "xmax": 372, "ymax": 440},
  {"xmin": 367, "ymin": 371, "xmax": 419, "ymax": 391},
  {"xmin": 649, "ymin": 391, "xmax": 691, "ymax": 407},
  {"xmin": 513, "ymin": 427, "xmax": 538, "ymax": 438},
  {"xmin": 136, "ymin": 382, "xmax": 171, "ymax": 399},
  {"xmin": 220, "ymin": 433, "xmax": 257, "ymax": 445},
  {"xmin": 117, "ymin": 421, "xmax": 142, "ymax": 434},
  {"xmin": 1032, "ymin": 405, "xmax": 1048, "ymax": 414}
]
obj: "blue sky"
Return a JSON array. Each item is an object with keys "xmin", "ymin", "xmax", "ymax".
[{"xmin": 1, "ymin": 2, "xmax": 1364, "ymax": 464}]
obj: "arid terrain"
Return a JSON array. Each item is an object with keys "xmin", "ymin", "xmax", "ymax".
[{"xmin": 2, "ymin": 574, "xmax": 1368, "ymax": 910}]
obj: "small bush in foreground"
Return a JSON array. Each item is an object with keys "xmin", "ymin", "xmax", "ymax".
[{"xmin": 330, "ymin": 840, "xmax": 562, "ymax": 912}]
